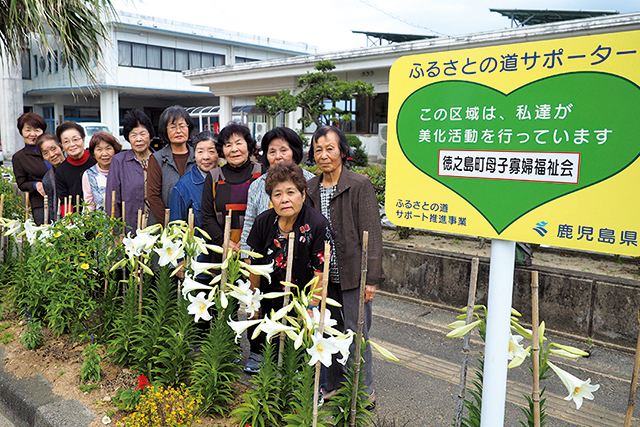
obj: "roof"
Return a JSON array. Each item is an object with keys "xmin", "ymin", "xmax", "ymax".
[
  {"xmin": 351, "ymin": 30, "xmax": 437, "ymax": 43},
  {"xmin": 490, "ymin": 8, "xmax": 619, "ymax": 26}
]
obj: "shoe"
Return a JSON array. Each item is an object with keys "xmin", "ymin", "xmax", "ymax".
[
  {"xmin": 364, "ymin": 390, "xmax": 376, "ymax": 410},
  {"xmin": 243, "ymin": 351, "xmax": 263, "ymax": 374}
]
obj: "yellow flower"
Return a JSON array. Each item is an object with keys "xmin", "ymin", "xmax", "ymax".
[{"xmin": 80, "ymin": 263, "xmax": 90, "ymax": 270}]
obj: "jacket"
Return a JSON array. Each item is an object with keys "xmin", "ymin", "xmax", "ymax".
[
  {"xmin": 306, "ymin": 165, "xmax": 384, "ymax": 291},
  {"xmin": 13, "ymin": 145, "xmax": 48, "ymax": 209},
  {"xmin": 168, "ymin": 165, "xmax": 208, "ymax": 229},
  {"xmin": 153, "ymin": 144, "xmax": 196, "ymax": 208}
]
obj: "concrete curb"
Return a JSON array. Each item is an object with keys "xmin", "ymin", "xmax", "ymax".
[{"xmin": 0, "ymin": 347, "xmax": 95, "ymax": 427}]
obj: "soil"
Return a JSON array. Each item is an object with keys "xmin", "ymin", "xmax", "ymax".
[
  {"xmin": 2, "ymin": 321, "xmax": 248, "ymax": 426},
  {"xmin": 2, "ymin": 231, "xmax": 636, "ymax": 426}
]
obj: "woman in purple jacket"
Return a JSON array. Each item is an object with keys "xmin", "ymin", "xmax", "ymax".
[{"xmin": 105, "ymin": 109, "xmax": 156, "ymax": 234}]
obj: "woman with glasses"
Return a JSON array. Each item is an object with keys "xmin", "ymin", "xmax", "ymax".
[
  {"xmin": 36, "ymin": 133, "xmax": 65, "ymax": 222},
  {"xmin": 106, "ymin": 109, "xmax": 156, "ymax": 234},
  {"xmin": 13, "ymin": 113, "xmax": 49, "ymax": 224},
  {"xmin": 82, "ymin": 132, "xmax": 122, "ymax": 212},
  {"xmin": 55, "ymin": 122, "xmax": 97, "ymax": 216},
  {"xmin": 147, "ymin": 105, "xmax": 196, "ymax": 226}
]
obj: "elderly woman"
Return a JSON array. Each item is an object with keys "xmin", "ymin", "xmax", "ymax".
[
  {"xmin": 36, "ymin": 134, "xmax": 64, "ymax": 222},
  {"xmin": 306, "ymin": 126, "xmax": 383, "ymax": 404},
  {"xmin": 201, "ymin": 123, "xmax": 263, "ymax": 254},
  {"xmin": 13, "ymin": 113, "xmax": 48, "ymax": 224},
  {"xmin": 245, "ymin": 161, "xmax": 336, "ymax": 374},
  {"xmin": 240, "ymin": 126, "xmax": 315, "ymax": 252},
  {"xmin": 106, "ymin": 109, "xmax": 156, "ymax": 233},
  {"xmin": 147, "ymin": 105, "xmax": 196, "ymax": 225},
  {"xmin": 169, "ymin": 130, "xmax": 219, "ymax": 229},
  {"xmin": 55, "ymin": 122, "xmax": 97, "ymax": 216},
  {"xmin": 81, "ymin": 132, "xmax": 122, "ymax": 212}
]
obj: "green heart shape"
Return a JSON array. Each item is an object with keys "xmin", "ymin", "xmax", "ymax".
[{"xmin": 396, "ymin": 72, "xmax": 640, "ymax": 234}]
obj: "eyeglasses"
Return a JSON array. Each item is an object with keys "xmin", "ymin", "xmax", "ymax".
[
  {"xmin": 167, "ymin": 123, "xmax": 189, "ymax": 132},
  {"xmin": 62, "ymin": 137, "xmax": 83, "ymax": 145}
]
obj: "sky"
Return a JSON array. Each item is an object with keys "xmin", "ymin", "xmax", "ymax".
[{"xmin": 112, "ymin": 0, "xmax": 640, "ymax": 53}]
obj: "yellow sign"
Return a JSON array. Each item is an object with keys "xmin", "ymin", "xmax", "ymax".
[{"xmin": 387, "ymin": 29, "xmax": 640, "ymax": 256}]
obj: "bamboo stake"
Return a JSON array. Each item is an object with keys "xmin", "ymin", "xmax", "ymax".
[
  {"xmin": 75, "ymin": 194, "xmax": 80, "ymax": 211},
  {"xmin": 164, "ymin": 208, "xmax": 170, "ymax": 228},
  {"xmin": 454, "ymin": 257, "xmax": 480, "ymax": 427},
  {"xmin": 142, "ymin": 212, "xmax": 149, "ymax": 229},
  {"xmin": 180, "ymin": 208, "xmax": 194, "ymax": 296},
  {"xmin": 220, "ymin": 211, "xmax": 232, "ymax": 291},
  {"xmin": 121, "ymin": 202, "xmax": 126, "ymax": 234},
  {"xmin": 43, "ymin": 195, "xmax": 49, "ymax": 225},
  {"xmin": 531, "ymin": 271, "xmax": 541, "ymax": 427},
  {"xmin": 110, "ymin": 190, "xmax": 116, "ymax": 218},
  {"xmin": 278, "ymin": 232, "xmax": 295, "ymax": 367},
  {"xmin": 350, "ymin": 231, "xmax": 370, "ymax": 427},
  {"xmin": 313, "ymin": 242, "xmax": 331, "ymax": 427},
  {"xmin": 24, "ymin": 191, "xmax": 29, "ymax": 222},
  {"xmin": 624, "ymin": 310, "xmax": 640, "ymax": 427},
  {"xmin": 0, "ymin": 194, "xmax": 5, "ymax": 257},
  {"xmin": 137, "ymin": 208, "xmax": 144, "ymax": 317}
]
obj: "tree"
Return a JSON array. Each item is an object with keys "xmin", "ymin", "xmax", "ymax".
[
  {"xmin": 0, "ymin": 0, "xmax": 116, "ymax": 84},
  {"xmin": 255, "ymin": 60, "xmax": 375, "ymax": 129}
]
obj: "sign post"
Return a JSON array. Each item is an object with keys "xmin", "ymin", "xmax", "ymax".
[{"xmin": 387, "ymin": 28, "xmax": 640, "ymax": 425}]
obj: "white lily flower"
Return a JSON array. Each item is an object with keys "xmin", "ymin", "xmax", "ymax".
[
  {"xmin": 507, "ymin": 334, "xmax": 532, "ymax": 369},
  {"xmin": 190, "ymin": 259, "xmax": 222, "ymax": 276},
  {"xmin": 307, "ymin": 332, "xmax": 340, "ymax": 367},
  {"xmin": 238, "ymin": 288, "xmax": 261, "ymax": 318},
  {"xmin": 181, "ymin": 275, "xmax": 213, "ymax": 298},
  {"xmin": 228, "ymin": 279, "xmax": 251, "ymax": 301},
  {"xmin": 3, "ymin": 220, "xmax": 22, "ymax": 236},
  {"xmin": 550, "ymin": 343, "xmax": 589, "ymax": 358},
  {"xmin": 187, "ymin": 292, "xmax": 214, "ymax": 322},
  {"xmin": 308, "ymin": 307, "xmax": 337, "ymax": 334},
  {"xmin": 23, "ymin": 219, "xmax": 41, "ymax": 244},
  {"xmin": 220, "ymin": 289, "xmax": 228, "ymax": 308},
  {"xmin": 192, "ymin": 236, "xmax": 209, "ymax": 255},
  {"xmin": 547, "ymin": 361, "xmax": 600, "ymax": 409},
  {"xmin": 332, "ymin": 330, "xmax": 354, "ymax": 365},
  {"xmin": 228, "ymin": 318, "xmax": 262, "ymax": 343},
  {"xmin": 507, "ymin": 334, "xmax": 526, "ymax": 360},
  {"xmin": 154, "ymin": 239, "xmax": 184, "ymax": 267},
  {"xmin": 37, "ymin": 227, "xmax": 52, "ymax": 242},
  {"xmin": 135, "ymin": 228, "xmax": 159, "ymax": 250},
  {"xmin": 446, "ymin": 319, "xmax": 482, "ymax": 338},
  {"xmin": 122, "ymin": 233, "xmax": 142, "ymax": 258},
  {"xmin": 238, "ymin": 248, "xmax": 264, "ymax": 259},
  {"xmin": 239, "ymin": 260, "xmax": 274, "ymax": 284},
  {"xmin": 255, "ymin": 317, "xmax": 296, "ymax": 342}
]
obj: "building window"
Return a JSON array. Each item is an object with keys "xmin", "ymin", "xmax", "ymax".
[
  {"xmin": 147, "ymin": 45, "xmax": 161, "ymax": 69},
  {"xmin": 118, "ymin": 41, "xmax": 132, "ymax": 66},
  {"xmin": 189, "ymin": 52, "xmax": 201, "ymax": 69},
  {"xmin": 235, "ymin": 56, "xmax": 258, "ymax": 63},
  {"xmin": 117, "ymin": 41, "xmax": 225, "ymax": 72},
  {"xmin": 54, "ymin": 50, "xmax": 59, "ymax": 73},
  {"xmin": 161, "ymin": 47, "xmax": 175, "ymax": 70},
  {"xmin": 175, "ymin": 49, "xmax": 189, "ymax": 71},
  {"xmin": 47, "ymin": 52, "xmax": 52, "ymax": 74},
  {"xmin": 33, "ymin": 54, "xmax": 38, "ymax": 77},
  {"xmin": 314, "ymin": 93, "xmax": 389, "ymax": 134},
  {"xmin": 21, "ymin": 49, "xmax": 31, "ymax": 80},
  {"xmin": 132, "ymin": 43, "xmax": 147, "ymax": 68}
]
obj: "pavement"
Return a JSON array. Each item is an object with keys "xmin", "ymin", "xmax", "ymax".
[{"xmin": 367, "ymin": 291, "xmax": 640, "ymax": 427}]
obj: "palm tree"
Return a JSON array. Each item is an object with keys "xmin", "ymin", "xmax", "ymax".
[{"xmin": 0, "ymin": 0, "xmax": 116, "ymax": 84}]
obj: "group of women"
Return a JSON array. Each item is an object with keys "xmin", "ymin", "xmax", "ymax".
[{"xmin": 13, "ymin": 107, "xmax": 383, "ymax": 404}]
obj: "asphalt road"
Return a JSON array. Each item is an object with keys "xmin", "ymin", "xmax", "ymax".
[{"xmin": 367, "ymin": 292, "xmax": 639, "ymax": 427}]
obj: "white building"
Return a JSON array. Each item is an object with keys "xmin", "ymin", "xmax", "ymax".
[
  {"xmin": 2, "ymin": 11, "xmax": 316, "ymax": 156},
  {"xmin": 183, "ymin": 11, "xmax": 640, "ymax": 162}
]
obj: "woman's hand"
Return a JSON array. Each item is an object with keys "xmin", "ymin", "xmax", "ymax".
[
  {"xmin": 35, "ymin": 182, "xmax": 45, "ymax": 197},
  {"xmin": 228, "ymin": 240, "xmax": 241, "ymax": 253},
  {"xmin": 365, "ymin": 284, "xmax": 376, "ymax": 303}
]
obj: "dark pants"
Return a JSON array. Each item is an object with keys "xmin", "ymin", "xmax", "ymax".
[
  {"xmin": 325, "ymin": 286, "xmax": 373, "ymax": 395},
  {"xmin": 32, "ymin": 206, "xmax": 44, "ymax": 225}
]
